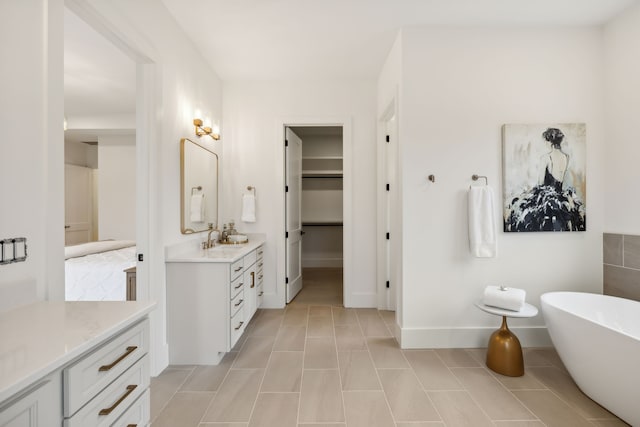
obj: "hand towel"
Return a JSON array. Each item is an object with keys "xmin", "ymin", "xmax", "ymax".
[
  {"xmin": 483, "ymin": 285, "xmax": 526, "ymax": 312},
  {"xmin": 241, "ymin": 194, "xmax": 256, "ymax": 223},
  {"xmin": 190, "ymin": 193, "xmax": 205, "ymax": 223},
  {"xmin": 468, "ymin": 186, "xmax": 497, "ymax": 257}
]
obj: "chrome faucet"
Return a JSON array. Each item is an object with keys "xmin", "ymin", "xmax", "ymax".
[{"xmin": 204, "ymin": 223, "xmax": 219, "ymax": 249}]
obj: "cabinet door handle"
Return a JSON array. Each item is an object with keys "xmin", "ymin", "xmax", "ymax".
[
  {"xmin": 234, "ymin": 298, "xmax": 244, "ymax": 307},
  {"xmin": 234, "ymin": 266, "xmax": 243, "ymax": 272},
  {"xmin": 234, "ymin": 321, "xmax": 244, "ymax": 330},
  {"xmin": 250, "ymin": 271, "xmax": 255, "ymax": 288},
  {"xmin": 99, "ymin": 384, "xmax": 137, "ymax": 415},
  {"xmin": 98, "ymin": 346, "xmax": 137, "ymax": 372},
  {"xmin": 234, "ymin": 282, "xmax": 244, "ymax": 289}
]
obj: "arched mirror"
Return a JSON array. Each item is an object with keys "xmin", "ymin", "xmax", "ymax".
[{"xmin": 180, "ymin": 138, "xmax": 218, "ymax": 233}]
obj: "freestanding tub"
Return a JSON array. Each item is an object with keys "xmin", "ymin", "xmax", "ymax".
[{"xmin": 541, "ymin": 292, "xmax": 640, "ymax": 426}]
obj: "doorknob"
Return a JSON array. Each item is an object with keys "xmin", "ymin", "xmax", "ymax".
[{"xmin": 301, "ymin": 230, "xmax": 306, "ymax": 236}]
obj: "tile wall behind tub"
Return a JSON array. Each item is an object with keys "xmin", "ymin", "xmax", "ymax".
[{"xmin": 603, "ymin": 233, "xmax": 640, "ymax": 301}]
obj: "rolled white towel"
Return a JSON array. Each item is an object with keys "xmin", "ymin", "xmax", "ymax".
[
  {"xmin": 190, "ymin": 193, "xmax": 205, "ymax": 223},
  {"xmin": 241, "ymin": 194, "xmax": 256, "ymax": 223},
  {"xmin": 483, "ymin": 285, "xmax": 526, "ymax": 312}
]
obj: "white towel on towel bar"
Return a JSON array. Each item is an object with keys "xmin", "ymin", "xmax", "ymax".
[
  {"xmin": 190, "ymin": 193, "xmax": 205, "ymax": 223},
  {"xmin": 468, "ymin": 185, "xmax": 497, "ymax": 257},
  {"xmin": 241, "ymin": 194, "xmax": 256, "ymax": 223},
  {"xmin": 483, "ymin": 285, "xmax": 526, "ymax": 312}
]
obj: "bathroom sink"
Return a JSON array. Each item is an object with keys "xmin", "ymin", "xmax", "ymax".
[{"xmin": 227, "ymin": 234, "xmax": 248, "ymax": 244}]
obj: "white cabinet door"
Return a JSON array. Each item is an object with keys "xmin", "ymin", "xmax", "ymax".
[
  {"xmin": 0, "ymin": 376, "xmax": 61, "ymax": 427},
  {"xmin": 244, "ymin": 262, "xmax": 257, "ymax": 320}
]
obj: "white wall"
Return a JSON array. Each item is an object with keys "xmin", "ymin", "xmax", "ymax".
[
  {"xmin": 396, "ymin": 27, "xmax": 605, "ymax": 348},
  {"xmin": 222, "ymin": 80, "xmax": 377, "ymax": 307},
  {"xmin": 603, "ymin": 3, "xmax": 640, "ymax": 235},
  {"xmin": 0, "ymin": 0, "xmax": 64, "ymax": 309},
  {"xmin": 97, "ymin": 135, "xmax": 136, "ymax": 240}
]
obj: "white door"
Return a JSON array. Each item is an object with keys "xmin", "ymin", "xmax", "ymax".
[
  {"xmin": 64, "ymin": 164, "xmax": 93, "ymax": 245},
  {"xmin": 385, "ymin": 116, "xmax": 398, "ymax": 311},
  {"xmin": 285, "ymin": 127, "xmax": 303, "ymax": 303}
]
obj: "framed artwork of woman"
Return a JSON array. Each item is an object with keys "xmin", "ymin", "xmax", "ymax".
[{"xmin": 502, "ymin": 123, "xmax": 586, "ymax": 232}]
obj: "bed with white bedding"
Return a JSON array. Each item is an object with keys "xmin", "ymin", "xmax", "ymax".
[{"xmin": 65, "ymin": 240, "xmax": 136, "ymax": 301}]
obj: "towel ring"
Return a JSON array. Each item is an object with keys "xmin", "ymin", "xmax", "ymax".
[
  {"xmin": 191, "ymin": 186, "xmax": 203, "ymax": 195},
  {"xmin": 471, "ymin": 175, "xmax": 488, "ymax": 185},
  {"xmin": 247, "ymin": 185, "xmax": 256, "ymax": 196}
]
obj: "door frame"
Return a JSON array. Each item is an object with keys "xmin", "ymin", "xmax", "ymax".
[
  {"xmin": 63, "ymin": 0, "xmax": 165, "ymax": 373},
  {"xmin": 276, "ymin": 117, "xmax": 352, "ymax": 307}
]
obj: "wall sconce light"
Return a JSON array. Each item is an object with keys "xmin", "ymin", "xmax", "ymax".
[{"xmin": 193, "ymin": 118, "xmax": 220, "ymax": 140}]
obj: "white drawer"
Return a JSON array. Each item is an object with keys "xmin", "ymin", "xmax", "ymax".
[
  {"xmin": 230, "ymin": 306, "xmax": 245, "ymax": 347},
  {"xmin": 110, "ymin": 388, "xmax": 150, "ymax": 427},
  {"xmin": 64, "ymin": 355, "xmax": 149, "ymax": 427},
  {"xmin": 230, "ymin": 258, "xmax": 244, "ymax": 280},
  {"xmin": 256, "ymin": 245, "xmax": 264, "ymax": 261},
  {"xmin": 230, "ymin": 275, "xmax": 244, "ymax": 299},
  {"xmin": 243, "ymin": 250, "xmax": 257, "ymax": 268},
  {"xmin": 64, "ymin": 319, "xmax": 149, "ymax": 417},
  {"xmin": 230, "ymin": 288, "xmax": 244, "ymax": 318}
]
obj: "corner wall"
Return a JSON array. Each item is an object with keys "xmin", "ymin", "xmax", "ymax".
[
  {"xmin": 398, "ymin": 27, "xmax": 605, "ymax": 347},
  {"xmin": 603, "ymin": 3, "xmax": 640, "ymax": 235}
]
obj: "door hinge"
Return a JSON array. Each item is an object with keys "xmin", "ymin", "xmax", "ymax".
[
  {"xmin": 285, "ymin": 139, "xmax": 289, "ymax": 147},
  {"xmin": 386, "ymin": 280, "xmax": 390, "ymax": 289},
  {"xmin": 138, "ymin": 254, "xmax": 144, "ymax": 262},
  {"xmin": 286, "ymin": 277, "xmax": 289, "ymax": 284},
  {"xmin": 285, "ymin": 185, "xmax": 289, "ymax": 192},
  {"xmin": 386, "ymin": 135, "xmax": 390, "ymax": 143},
  {"xmin": 286, "ymin": 231, "xmax": 289, "ymax": 238},
  {"xmin": 386, "ymin": 232, "xmax": 390, "ymax": 240},
  {"xmin": 386, "ymin": 183, "xmax": 390, "ymax": 191}
]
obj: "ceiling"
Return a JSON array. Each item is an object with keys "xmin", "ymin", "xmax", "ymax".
[
  {"xmin": 63, "ymin": 0, "xmax": 638, "ymax": 120},
  {"xmin": 162, "ymin": 0, "xmax": 638, "ymax": 81}
]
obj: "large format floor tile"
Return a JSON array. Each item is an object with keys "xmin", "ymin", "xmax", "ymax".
[{"xmin": 148, "ymin": 267, "xmax": 626, "ymax": 427}]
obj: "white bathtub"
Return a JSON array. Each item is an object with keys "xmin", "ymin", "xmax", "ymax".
[{"xmin": 541, "ymin": 292, "xmax": 640, "ymax": 426}]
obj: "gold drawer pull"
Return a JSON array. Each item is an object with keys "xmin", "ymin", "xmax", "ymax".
[
  {"xmin": 258, "ymin": 250, "xmax": 263, "ymax": 255},
  {"xmin": 98, "ymin": 384, "xmax": 137, "ymax": 416},
  {"xmin": 258, "ymin": 274, "xmax": 263, "ymax": 280},
  {"xmin": 234, "ymin": 266, "xmax": 242, "ymax": 272},
  {"xmin": 234, "ymin": 298, "xmax": 244, "ymax": 307},
  {"xmin": 234, "ymin": 282, "xmax": 244, "ymax": 289},
  {"xmin": 234, "ymin": 321, "xmax": 244, "ymax": 330},
  {"xmin": 98, "ymin": 346, "xmax": 137, "ymax": 372},
  {"xmin": 259, "ymin": 291, "xmax": 264, "ymax": 296},
  {"xmin": 258, "ymin": 262, "xmax": 263, "ymax": 268},
  {"xmin": 127, "ymin": 425, "xmax": 137, "ymax": 427}
]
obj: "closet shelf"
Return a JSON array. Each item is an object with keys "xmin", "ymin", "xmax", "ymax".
[
  {"xmin": 302, "ymin": 170, "xmax": 343, "ymax": 178},
  {"xmin": 302, "ymin": 156, "xmax": 343, "ymax": 160},
  {"xmin": 302, "ymin": 222, "xmax": 343, "ymax": 226}
]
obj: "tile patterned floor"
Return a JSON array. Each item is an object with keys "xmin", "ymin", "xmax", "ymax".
[{"xmin": 150, "ymin": 268, "xmax": 628, "ymax": 426}]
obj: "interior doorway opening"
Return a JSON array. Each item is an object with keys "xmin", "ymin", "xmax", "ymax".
[{"xmin": 285, "ymin": 125, "xmax": 344, "ymax": 305}]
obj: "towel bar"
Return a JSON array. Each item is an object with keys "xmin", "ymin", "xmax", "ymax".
[{"xmin": 472, "ymin": 174, "xmax": 488, "ymax": 185}]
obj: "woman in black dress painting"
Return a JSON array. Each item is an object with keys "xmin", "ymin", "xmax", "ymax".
[{"xmin": 504, "ymin": 127, "xmax": 586, "ymax": 232}]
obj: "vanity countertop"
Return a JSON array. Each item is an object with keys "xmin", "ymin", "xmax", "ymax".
[
  {"xmin": 165, "ymin": 234, "xmax": 265, "ymax": 263},
  {"xmin": 0, "ymin": 300, "xmax": 156, "ymax": 405}
]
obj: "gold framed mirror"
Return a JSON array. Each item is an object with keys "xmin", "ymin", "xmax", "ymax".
[{"xmin": 180, "ymin": 138, "xmax": 218, "ymax": 234}]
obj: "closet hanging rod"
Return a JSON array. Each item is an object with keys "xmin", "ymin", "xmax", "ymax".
[{"xmin": 471, "ymin": 174, "xmax": 488, "ymax": 185}]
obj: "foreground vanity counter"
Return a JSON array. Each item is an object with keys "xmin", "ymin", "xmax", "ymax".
[
  {"xmin": 165, "ymin": 235, "xmax": 265, "ymax": 365},
  {"xmin": 0, "ymin": 300, "xmax": 155, "ymax": 426}
]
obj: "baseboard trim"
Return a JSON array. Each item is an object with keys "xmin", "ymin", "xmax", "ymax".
[{"xmin": 399, "ymin": 326, "xmax": 552, "ymax": 349}]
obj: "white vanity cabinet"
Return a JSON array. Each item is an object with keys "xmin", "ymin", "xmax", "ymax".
[
  {"xmin": 0, "ymin": 302, "xmax": 154, "ymax": 427},
  {"xmin": 165, "ymin": 240, "xmax": 265, "ymax": 365},
  {"xmin": 0, "ymin": 376, "xmax": 61, "ymax": 427}
]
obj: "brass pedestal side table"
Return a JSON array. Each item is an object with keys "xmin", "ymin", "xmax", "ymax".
[{"xmin": 475, "ymin": 302, "xmax": 538, "ymax": 377}]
